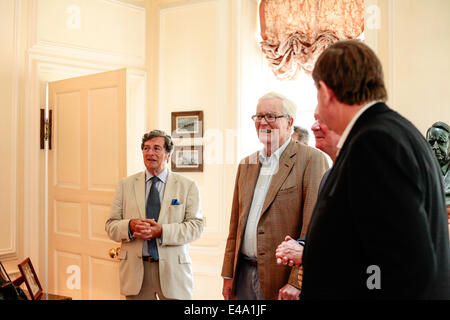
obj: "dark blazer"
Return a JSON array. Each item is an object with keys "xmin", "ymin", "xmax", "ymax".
[{"xmin": 301, "ymin": 103, "xmax": 450, "ymax": 299}]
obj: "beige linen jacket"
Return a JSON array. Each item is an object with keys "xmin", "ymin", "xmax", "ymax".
[
  {"xmin": 105, "ymin": 170, "xmax": 204, "ymax": 299},
  {"xmin": 221, "ymin": 140, "xmax": 329, "ymax": 299}
]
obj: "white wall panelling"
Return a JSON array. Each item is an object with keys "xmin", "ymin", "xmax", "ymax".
[
  {"xmin": 21, "ymin": 0, "xmax": 147, "ymax": 279},
  {"xmin": 0, "ymin": 0, "xmax": 21, "ymax": 260},
  {"xmin": 29, "ymin": 0, "xmax": 146, "ymax": 68}
]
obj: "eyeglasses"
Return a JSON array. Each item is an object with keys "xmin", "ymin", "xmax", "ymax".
[{"xmin": 251, "ymin": 113, "xmax": 290, "ymax": 123}]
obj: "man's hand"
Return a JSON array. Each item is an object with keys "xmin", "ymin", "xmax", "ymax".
[
  {"xmin": 130, "ymin": 218, "xmax": 161, "ymax": 240},
  {"xmin": 222, "ymin": 278, "xmax": 233, "ymax": 300},
  {"xmin": 278, "ymin": 283, "xmax": 300, "ymax": 300},
  {"xmin": 275, "ymin": 235, "xmax": 304, "ymax": 266},
  {"xmin": 148, "ymin": 219, "xmax": 162, "ymax": 238}
]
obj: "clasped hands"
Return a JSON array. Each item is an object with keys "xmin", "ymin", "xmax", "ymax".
[
  {"xmin": 275, "ymin": 235, "xmax": 304, "ymax": 300},
  {"xmin": 129, "ymin": 218, "xmax": 162, "ymax": 240},
  {"xmin": 275, "ymin": 235, "xmax": 304, "ymax": 267}
]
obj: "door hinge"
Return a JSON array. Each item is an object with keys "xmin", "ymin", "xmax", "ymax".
[{"xmin": 40, "ymin": 109, "xmax": 52, "ymax": 150}]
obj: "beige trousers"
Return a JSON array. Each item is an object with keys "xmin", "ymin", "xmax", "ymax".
[{"xmin": 126, "ymin": 261, "xmax": 173, "ymax": 300}]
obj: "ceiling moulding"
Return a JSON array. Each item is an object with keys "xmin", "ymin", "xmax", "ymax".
[
  {"xmin": 28, "ymin": 41, "xmax": 146, "ymax": 70},
  {"xmin": 28, "ymin": 0, "xmax": 146, "ymax": 69}
]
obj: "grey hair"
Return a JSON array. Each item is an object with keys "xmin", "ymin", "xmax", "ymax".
[
  {"xmin": 293, "ymin": 126, "xmax": 309, "ymax": 143},
  {"xmin": 258, "ymin": 91, "xmax": 297, "ymax": 120}
]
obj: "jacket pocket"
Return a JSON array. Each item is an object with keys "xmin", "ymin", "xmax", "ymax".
[
  {"xmin": 277, "ymin": 185, "xmax": 298, "ymax": 196},
  {"xmin": 278, "ymin": 185, "xmax": 297, "ymax": 193},
  {"xmin": 118, "ymin": 249, "xmax": 127, "ymax": 260},
  {"xmin": 167, "ymin": 204, "xmax": 186, "ymax": 222},
  {"xmin": 178, "ymin": 254, "xmax": 192, "ymax": 264}
]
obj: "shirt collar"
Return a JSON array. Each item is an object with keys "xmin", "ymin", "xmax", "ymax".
[
  {"xmin": 337, "ymin": 100, "xmax": 380, "ymax": 151},
  {"xmin": 145, "ymin": 167, "xmax": 168, "ymax": 184},
  {"xmin": 259, "ymin": 137, "xmax": 292, "ymax": 164}
]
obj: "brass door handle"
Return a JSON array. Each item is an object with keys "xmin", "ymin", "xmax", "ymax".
[{"xmin": 109, "ymin": 247, "xmax": 121, "ymax": 259}]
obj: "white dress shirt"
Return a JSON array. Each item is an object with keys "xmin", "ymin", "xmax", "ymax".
[
  {"xmin": 336, "ymin": 100, "xmax": 380, "ymax": 155},
  {"xmin": 241, "ymin": 137, "xmax": 292, "ymax": 259}
]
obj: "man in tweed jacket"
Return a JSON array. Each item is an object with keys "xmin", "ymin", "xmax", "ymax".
[{"xmin": 221, "ymin": 92, "xmax": 329, "ymax": 300}]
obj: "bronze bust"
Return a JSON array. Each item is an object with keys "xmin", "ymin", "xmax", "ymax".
[{"xmin": 426, "ymin": 122, "xmax": 450, "ymax": 209}]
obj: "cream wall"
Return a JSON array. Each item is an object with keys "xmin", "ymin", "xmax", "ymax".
[
  {"xmin": 0, "ymin": 0, "xmax": 147, "ymax": 282},
  {"xmin": 148, "ymin": 0, "xmax": 239, "ymax": 299},
  {"xmin": 377, "ymin": 0, "xmax": 450, "ymax": 134},
  {"xmin": 0, "ymin": 0, "xmax": 19, "ymax": 266},
  {"xmin": 391, "ymin": 0, "xmax": 450, "ymax": 134},
  {"xmin": 0, "ymin": 0, "xmax": 23, "ymax": 272}
]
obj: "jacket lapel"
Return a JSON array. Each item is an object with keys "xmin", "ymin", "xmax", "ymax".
[
  {"xmin": 239, "ymin": 154, "xmax": 262, "ymax": 223},
  {"xmin": 134, "ymin": 171, "xmax": 146, "ymax": 218},
  {"xmin": 158, "ymin": 171, "xmax": 177, "ymax": 222},
  {"xmin": 260, "ymin": 140, "xmax": 296, "ymax": 215}
]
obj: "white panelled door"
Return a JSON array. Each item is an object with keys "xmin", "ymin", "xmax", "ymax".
[{"xmin": 48, "ymin": 69, "xmax": 127, "ymax": 299}]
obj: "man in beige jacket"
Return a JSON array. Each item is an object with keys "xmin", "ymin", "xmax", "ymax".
[
  {"xmin": 222, "ymin": 92, "xmax": 328, "ymax": 300},
  {"xmin": 106, "ymin": 130, "xmax": 204, "ymax": 300}
]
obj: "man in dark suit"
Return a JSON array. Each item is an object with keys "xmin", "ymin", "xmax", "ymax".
[{"xmin": 301, "ymin": 40, "xmax": 450, "ymax": 299}]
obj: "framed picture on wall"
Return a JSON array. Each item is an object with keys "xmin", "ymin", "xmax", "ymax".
[
  {"xmin": 171, "ymin": 111, "xmax": 203, "ymax": 138},
  {"xmin": 18, "ymin": 258, "xmax": 42, "ymax": 300},
  {"xmin": 171, "ymin": 145, "xmax": 203, "ymax": 172}
]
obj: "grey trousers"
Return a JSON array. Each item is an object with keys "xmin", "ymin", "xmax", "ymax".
[
  {"xmin": 126, "ymin": 261, "xmax": 172, "ymax": 300},
  {"xmin": 235, "ymin": 255, "xmax": 264, "ymax": 300}
]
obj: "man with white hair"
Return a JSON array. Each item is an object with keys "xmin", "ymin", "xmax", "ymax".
[
  {"xmin": 292, "ymin": 126, "xmax": 309, "ymax": 145},
  {"xmin": 221, "ymin": 92, "xmax": 329, "ymax": 300}
]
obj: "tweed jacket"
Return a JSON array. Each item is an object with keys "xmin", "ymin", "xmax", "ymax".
[{"xmin": 222, "ymin": 140, "xmax": 329, "ymax": 299}]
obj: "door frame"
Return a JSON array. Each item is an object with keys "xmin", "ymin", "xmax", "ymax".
[{"xmin": 22, "ymin": 55, "xmax": 146, "ymax": 286}]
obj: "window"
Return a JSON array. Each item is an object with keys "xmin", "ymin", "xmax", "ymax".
[{"xmin": 237, "ymin": 1, "xmax": 365, "ymax": 163}]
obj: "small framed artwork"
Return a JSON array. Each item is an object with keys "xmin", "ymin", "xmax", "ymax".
[
  {"xmin": 171, "ymin": 111, "xmax": 203, "ymax": 138},
  {"xmin": 18, "ymin": 258, "xmax": 42, "ymax": 300},
  {"xmin": 0, "ymin": 261, "xmax": 10, "ymax": 286},
  {"xmin": 172, "ymin": 145, "xmax": 203, "ymax": 172}
]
